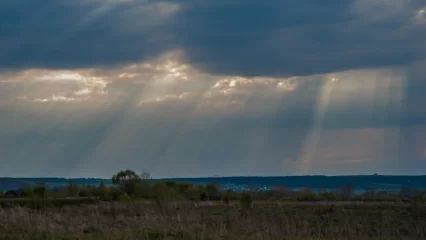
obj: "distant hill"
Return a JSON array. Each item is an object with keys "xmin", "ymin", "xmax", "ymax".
[
  {"xmin": 0, "ymin": 178, "xmax": 111, "ymax": 191},
  {"xmin": 1, "ymin": 175, "xmax": 425, "ymax": 193},
  {"xmin": 163, "ymin": 175, "xmax": 426, "ymax": 192}
]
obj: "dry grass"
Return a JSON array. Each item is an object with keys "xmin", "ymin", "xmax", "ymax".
[{"xmin": 0, "ymin": 201, "xmax": 425, "ymax": 239}]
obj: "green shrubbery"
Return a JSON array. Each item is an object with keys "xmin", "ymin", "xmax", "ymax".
[
  {"xmin": 240, "ymin": 192, "xmax": 253, "ymax": 209},
  {"xmin": 318, "ymin": 191, "xmax": 338, "ymax": 201},
  {"xmin": 67, "ymin": 181, "xmax": 80, "ymax": 196},
  {"xmin": 3, "ymin": 169, "xmax": 425, "ymax": 205},
  {"xmin": 296, "ymin": 188, "xmax": 317, "ymax": 201}
]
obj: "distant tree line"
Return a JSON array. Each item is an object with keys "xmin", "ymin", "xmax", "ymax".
[{"xmin": 1, "ymin": 169, "xmax": 426, "ymax": 207}]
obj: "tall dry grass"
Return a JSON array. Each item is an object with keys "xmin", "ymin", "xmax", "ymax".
[{"xmin": 0, "ymin": 201, "xmax": 425, "ymax": 239}]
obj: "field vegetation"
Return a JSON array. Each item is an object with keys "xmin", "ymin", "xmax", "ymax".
[{"xmin": 0, "ymin": 169, "xmax": 426, "ymax": 239}]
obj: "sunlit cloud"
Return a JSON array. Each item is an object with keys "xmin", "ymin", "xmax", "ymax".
[
  {"xmin": 118, "ymin": 73, "xmax": 140, "ymax": 79},
  {"xmin": 1, "ymin": 70, "xmax": 109, "ymax": 104},
  {"xmin": 138, "ymin": 92, "xmax": 192, "ymax": 105},
  {"xmin": 331, "ymin": 77, "xmax": 339, "ymax": 83},
  {"xmin": 416, "ymin": 8, "xmax": 426, "ymax": 22},
  {"xmin": 33, "ymin": 95, "xmax": 81, "ymax": 103},
  {"xmin": 277, "ymin": 77, "xmax": 300, "ymax": 92}
]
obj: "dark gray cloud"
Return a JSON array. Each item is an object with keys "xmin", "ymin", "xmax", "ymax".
[
  {"xmin": 0, "ymin": 0, "xmax": 177, "ymax": 69},
  {"xmin": 1, "ymin": 0, "xmax": 425, "ymax": 77},
  {"xmin": 174, "ymin": 0, "xmax": 426, "ymax": 77}
]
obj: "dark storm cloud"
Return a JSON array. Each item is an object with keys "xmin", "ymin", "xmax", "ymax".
[
  {"xmin": 172, "ymin": 0, "xmax": 426, "ymax": 77},
  {"xmin": 1, "ymin": 0, "xmax": 426, "ymax": 77},
  {"xmin": 0, "ymin": 0, "xmax": 178, "ymax": 70}
]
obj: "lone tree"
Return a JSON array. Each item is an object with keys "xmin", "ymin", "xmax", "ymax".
[
  {"xmin": 112, "ymin": 169, "xmax": 143, "ymax": 195},
  {"xmin": 112, "ymin": 170, "xmax": 142, "ymax": 184}
]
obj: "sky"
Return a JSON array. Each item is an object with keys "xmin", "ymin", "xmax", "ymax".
[{"xmin": 0, "ymin": 0, "xmax": 426, "ymax": 178}]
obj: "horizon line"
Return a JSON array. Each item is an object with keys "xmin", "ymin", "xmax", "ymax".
[{"xmin": 1, "ymin": 174, "xmax": 426, "ymax": 180}]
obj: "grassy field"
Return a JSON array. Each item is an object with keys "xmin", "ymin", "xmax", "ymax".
[{"xmin": 0, "ymin": 200, "xmax": 425, "ymax": 239}]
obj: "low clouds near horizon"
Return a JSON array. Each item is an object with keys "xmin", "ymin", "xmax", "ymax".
[{"xmin": 0, "ymin": 0, "xmax": 425, "ymax": 177}]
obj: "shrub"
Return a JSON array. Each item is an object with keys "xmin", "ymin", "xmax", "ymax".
[
  {"xmin": 23, "ymin": 188, "xmax": 35, "ymax": 198},
  {"xmin": 413, "ymin": 192, "xmax": 426, "ymax": 203},
  {"xmin": 133, "ymin": 181, "xmax": 151, "ymax": 199},
  {"xmin": 200, "ymin": 192, "xmax": 207, "ymax": 201},
  {"xmin": 151, "ymin": 181, "xmax": 168, "ymax": 200},
  {"xmin": 240, "ymin": 193, "xmax": 253, "ymax": 209},
  {"xmin": 340, "ymin": 184, "xmax": 354, "ymax": 200},
  {"xmin": 319, "ymin": 192, "xmax": 337, "ymax": 201},
  {"xmin": 164, "ymin": 181, "xmax": 175, "ymax": 188},
  {"xmin": 76, "ymin": 185, "xmax": 96, "ymax": 198},
  {"xmin": 78, "ymin": 190, "xmax": 88, "ymax": 198},
  {"xmin": 67, "ymin": 181, "xmax": 80, "ymax": 196},
  {"xmin": 119, "ymin": 193, "xmax": 133, "ymax": 202},
  {"xmin": 222, "ymin": 195, "xmax": 230, "ymax": 205},
  {"xmin": 184, "ymin": 185, "xmax": 201, "ymax": 200},
  {"xmin": 297, "ymin": 189, "xmax": 317, "ymax": 201},
  {"xmin": 165, "ymin": 188, "xmax": 181, "ymax": 200},
  {"xmin": 96, "ymin": 181, "xmax": 107, "ymax": 196},
  {"xmin": 222, "ymin": 190, "xmax": 237, "ymax": 201},
  {"xmin": 108, "ymin": 187, "xmax": 124, "ymax": 201},
  {"xmin": 177, "ymin": 182, "xmax": 193, "ymax": 195},
  {"xmin": 205, "ymin": 183, "xmax": 220, "ymax": 199},
  {"xmin": 33, "ymin": 187, "xmax": 46, "ymax": 198}
]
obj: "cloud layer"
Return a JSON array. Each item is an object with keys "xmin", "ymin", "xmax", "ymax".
[{"xmin": 1, "ymin": 0, "xmax": 426, "ymax": 77}]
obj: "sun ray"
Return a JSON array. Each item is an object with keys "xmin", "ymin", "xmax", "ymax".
[{"xmin": 297, "ymin": 78, "xmax": 335, "ymax": 174}]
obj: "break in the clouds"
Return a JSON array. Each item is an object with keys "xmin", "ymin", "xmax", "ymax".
[{"xmin": 0, "ymin": 0, "xmax": 426, "ymax": 177}]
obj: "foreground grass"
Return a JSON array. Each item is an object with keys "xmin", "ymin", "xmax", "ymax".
[{"xmin": 0, "ymin": 201, "xmax": 425, "ymax": 239}]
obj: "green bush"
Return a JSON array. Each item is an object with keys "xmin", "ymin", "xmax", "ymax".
[
  {"xmin": 297, "ymin": 189, "xmax": 317, "ymax": 201},
  {"xmin": 77, "ymin": 185, "xmax": 97, "ymax": 198},
  {"xmin": 279, "ymin": 196, "xmax": 294, "ymax": 201},
  {"xmin": 413, "ymin": 192, "xmax": 426, "ymax": 203},
  {"xmin": 177, "ymin": 182, "xmax": 193, "ymax": 195},
  {"xmin": 34, "ymin": 187, "xmax": 46, "ymax": 198},
  {"xmin": 132, "ymin": 181, "xmax": 151, "ymax": 199},
  {"xmin": 205, "ymin": 184, "xmax": 220, "ymax": 199},
  {"xmin": 222, "ymin": 195, "xmax": 230, "ymax": 205},
  {"xmin": 165, "ymin": 181, "xmax": 177, "ymax": 189},
  {"xmin": 119, "ymin": 193, "xmax": 133, "ymax": 202},
  {"xmin": 223, "ymin": 190, "xmax": 237, "ymax": 200},
  {"xmin": 222, "ymin": 189, "xmax": 237, "ymax": 204},
  {"xmin": 108, "ymin": 187, "xmax": 124, "ymax": 201},
  {"xmin": 23, "ymin": 188, "xmax": 35, "ymax": 198},
  {"xmin": 200, "ymin": 192, "xmax": 207, "ymax": 201},
  {"xmin": 96, "ymin": 181, "xmax": 107, "ymax": 197},
  {"xmin": 151, "ymin": 181, "xmax": 168, "ymax": 200},
  {"xmin": 67, "ymin": 181, "xmax": 80, "ymax": 197},
  {"xmin": 240, "ymin": 193, "xmax": 253, "ymax": 209},
  {"xmin": 184, "ymin": 185, "xmax": 201, "ymax": 200},
  {"xmin": 319, "ymin": 192, "xmax": 337, "ymax": 201}
]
